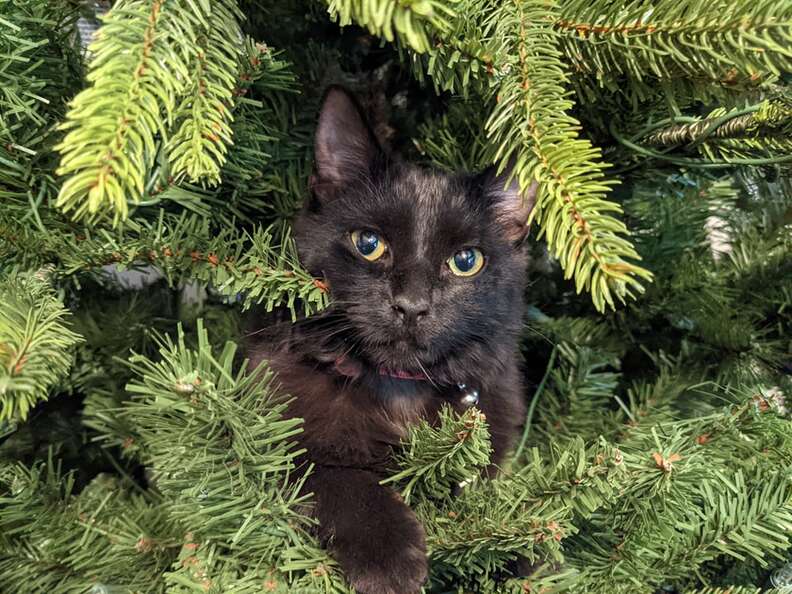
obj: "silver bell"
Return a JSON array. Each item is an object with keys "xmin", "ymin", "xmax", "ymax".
[{"xmin": 457, "ymin": 382, "xmax": 480, "ymax": 407}]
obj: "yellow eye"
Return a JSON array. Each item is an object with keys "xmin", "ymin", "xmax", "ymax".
[
  {"xmin": 351, "ymin": 230, "xmax": 387, "ymax": 261},
  {"xmin": 448, "ymin": 248, "xmax": 485, "ymax": 277}
]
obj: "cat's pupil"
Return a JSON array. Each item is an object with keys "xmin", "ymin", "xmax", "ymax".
[
  {"xmin": 454, "ymin": 249, "xmax": 477, "ymax": 272},
  {"xmin": 357, "ymin": 231, "xmax": 379, "ymax": 256}
]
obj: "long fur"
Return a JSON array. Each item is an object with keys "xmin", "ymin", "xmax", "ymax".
[{"xmin": 247, "ymin": 86, "xmax": 531, "ymax": 594}]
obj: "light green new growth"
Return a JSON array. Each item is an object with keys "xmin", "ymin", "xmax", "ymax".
[
  {"xmin": 0, "ymin": 272, "xmax": 82, "ymax": 423},
  {"xmin": 55, "ymin": 0, "xmax": 245, "ymax": 226},
  {"xmin": 166, "ymin": 1, "xmax": 243, "ymax": 185},
  {"xmin": 482, "ymin": 0, "xmax": 652, "ymax": 311},
  {"xmin": 326, "ymin": 0, "xmax": 456, "ymax": 52},
  {"xmin": 56, "ymin": 0, "xmax": 185, "ymax": 225},
  {"xmin": 556, "ymin": 0, "xmax": 792, "ymax": 84}
]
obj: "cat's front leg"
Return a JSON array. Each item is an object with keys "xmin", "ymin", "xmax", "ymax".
[{"xmin": 305, "ymin": 466, "xmax": 428, "ymax": 594}]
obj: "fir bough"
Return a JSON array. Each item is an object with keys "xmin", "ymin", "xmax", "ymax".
[
  {"xmin": 1, "ymin": 0, "xmax": 792, "ymax": 592},
  {"xmin": 383, "ymin": 405, "xmax": 492, "ymax": 504},
  {"xmin": 0, "ymin": 272, "xmax": 82, "ymax": 423}
]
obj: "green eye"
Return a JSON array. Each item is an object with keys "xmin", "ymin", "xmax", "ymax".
[
  {"xmin": 448, "ymin": 248, "xmax": 485, "ymax": 277},
  {"xmin": 351, "ymin": 230, "xmax": 387, "ymax": 261}
]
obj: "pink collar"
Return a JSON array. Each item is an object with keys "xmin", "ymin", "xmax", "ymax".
[
  {"xmin": 333, "ymin": 354, "xmax": 428, "ymax": 381},
  {"xmin": 379, "ymin": 367, "xmax": 428, "ymax": 381}
]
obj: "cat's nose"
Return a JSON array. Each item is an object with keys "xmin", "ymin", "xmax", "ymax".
[{"xmin": 392, "ymin": 295, "xmax": 429, "ymax": 324}]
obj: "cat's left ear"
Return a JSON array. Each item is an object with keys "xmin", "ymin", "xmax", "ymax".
[{"xmin": 479, "ymin": 162, "xmax": 538, "ymax": 245}]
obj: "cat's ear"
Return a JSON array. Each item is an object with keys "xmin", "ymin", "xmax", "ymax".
[
  {"xmin": 479, "ymin": 161, "xmax": 538, "ymax": 245},
  {"xmin": 310, "ymin": 86, "xmax": 381, "ymax": 201}
]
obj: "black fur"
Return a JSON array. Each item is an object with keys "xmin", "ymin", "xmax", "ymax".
[{"xmin": 248, "ymin": 86, "xmax": 534, "ymax": 594}]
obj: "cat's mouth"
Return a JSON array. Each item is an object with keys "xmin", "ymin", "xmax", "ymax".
[
  {"xmin": 311, "ymin": 311, "xmax": 440, "ymax": 374},
  {"xmin": 370, "ymin": 339, "xmax": 435, "ymax": 373}
]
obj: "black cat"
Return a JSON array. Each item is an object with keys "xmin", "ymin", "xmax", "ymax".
[{"xmin": 248, "ymin": 86, "xmax": 535, "ymax": 594}]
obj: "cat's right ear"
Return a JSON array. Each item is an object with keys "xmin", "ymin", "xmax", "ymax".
[
  {"xmin": 310, "ymin": 86, "xmax": 381, "ymax": 203},
  {"xmin": 478, "ymin": 159, "xmax": 538, "ymax": 246}
]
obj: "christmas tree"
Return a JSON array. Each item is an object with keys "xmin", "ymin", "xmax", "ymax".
[{"xmin": 2, "ymin": 0, "xmax": 792, "ymax": 592}]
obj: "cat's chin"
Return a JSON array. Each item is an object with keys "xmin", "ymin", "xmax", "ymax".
[{"xmin": 371, "ymin": 339, "xmax": 434, "ymax": 369}]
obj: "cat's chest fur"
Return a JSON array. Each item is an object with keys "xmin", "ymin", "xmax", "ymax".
[{"xmin": 258, "ymin": 350, "xmax": 457, "ymax": 472}]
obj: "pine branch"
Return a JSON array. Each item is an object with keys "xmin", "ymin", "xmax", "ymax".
[
  {"xmin": 685, "ymin": 586, "xmax": 785, "ymax": 594},
  {"xmin": 0, "ymin": 0, "xmax": 82, "ymax": 149},
  {"xmin": 324, "ymin": 0, "xmax": 456, "ymax": 52},
  {"xmin": 383, "ymin": 406, "xmax": 492, "ymax": 504},
  {"xmin": 0, "ymin": 211, "xmax": 329, "ymax": 317},
  {"xmin": 421, "ymin": 475, "xmax": 569, "ymax": 585},
  {"xmin": 0, "ymin": 0, "xmax": 82, "ymax": 212},
  {"xmin": 0, "ymin": 272, "xmax": 82, "ymax": 423},
  {"xmin": 0, "ymin": 457, "xmax": 182, "ymax": 594},
  {"xmin": 529, "ymin": 341, "xmax": 623, "ymax": 445},
  {"xmin": 556, "ymin": 0, "xmax": 792, "ymax": 86},
  {"xmin": 166, "ymin": 1, "xmax": 243, "ymax": 184},
  {"xmin": 611, "ymin": 97, "xmax": 792, "ymax": 167},
  {"xmin": 55, "ymin": 0, "xmax": 186, "ymax": 225},
  {"xmin": 118, "ymin": 320, "xmax": 350, "ymax": 590},
  {"xmin": 55, "ymin": 0, "xmax": 248, "ymax": 226},
  {"xmin": 481, "ymin": 0, "xmax": 652, "ymax": 311},
  {"xmin": 568, "ymin": 390, "xmax": 792, "ymax": 592},
  {"xmin": 403, "ymin": 0, "xmax": 494, "ymax": 94},
  {"xmin": 413, "ymin": 99, "xmax": 492, "ymax": 172},
  {"xmin": 643, "ymin": 98, "xmax": 792, "ymax": 146},
  {"xmin": 417, "ymin": 438, "xmax": 629, "ymax": 586},
  {"xmin": 512, "ymin": 438, "xmax": 628, "ymax": 520}
]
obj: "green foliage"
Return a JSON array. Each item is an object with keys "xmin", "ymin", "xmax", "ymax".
[
  {"xmin": 556, "ymin": 0, "xmax": 792, "ymax": 86},
  {"xmin": 385, "ymin": 390, "xmax": 791, "ymax": 592},
  {"xmin": 326, "ymin": 0, "xmax": 455, "ymax": 52},
  {"xmin": 0, "ymin": 0, "xmax": 82, "ymax": 151},
  {"xmin": 122, "ymin": 321, "xmax": 308, "ymax": 550},
  {"xmin": 1, "ymin": 323, "xmax": 353, "ymax": 593},
  {"xmin": 383, "ymin": 406, "xmax": 492, "ymax": 504},
  {"xmin": 55, "ymin": 0, "xmax": 245, "ymax": 225},
  {"xmin": 1, "ymin": 0, "xmax": 792, "ymax": 592},
  {"xmin": 566, "ymin": 390, "xmax": 792, "ymax": 594},
  {"xmin": 0, "ymin": 457, "xmax": 182, "ymax": 594},
  {"xmin": 417, "ymin": 439, "xmax": 621, "ymax": 590},
  {"xmin": 0, "ymin": 272, "xmax": 82, "ymax": 423},
  {"xmin": 527, "ymin": 334, "xmax": 624, "ymax": 446},
  {"xmin": 166, "ymin": 2, "xmax": 243, "ymax": 185},
  {"xmin": 119, "ymin": 320, "xmax": 351, "ymax": 592},
  {"xmin": 0, "ymin": 211, "xmax": 328, "ymax": 318},
  {"xmin": 0, "ymin": 0, "xmax": 82, "ymax": 220},
  {"xmin": 483, "ymin": 0, "xmax": 652, "ymax": 311}
]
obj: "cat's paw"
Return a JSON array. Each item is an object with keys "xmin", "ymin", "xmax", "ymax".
[
  {"xmin": 331, "ymin": 501, "xmax": 428, "ymax": 594},
  {"xmin": 308, "ymin": 468, "xmax": 429, "ymax": 594},
  {"xmin": 344, "ymin": 537, "xmax": 428, "ymax": 594}
]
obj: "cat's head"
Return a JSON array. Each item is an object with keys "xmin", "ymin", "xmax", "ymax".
[{"xmin": 294, "ymin": 86, "xmax": 535, "ymax": 379}]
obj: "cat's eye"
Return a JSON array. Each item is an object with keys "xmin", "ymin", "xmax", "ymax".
[
  {"xmin": 350, "ymin": 230, "xmax": 387, "ymax": 261},
  {"xmin": 448, "ymin": 248, "xmax": 485, "ymax": 277}
]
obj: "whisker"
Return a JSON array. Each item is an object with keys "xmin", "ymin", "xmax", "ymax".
[{"xmin": 414, "ymin": 356, "xmax": 438, "ymax": 389}]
